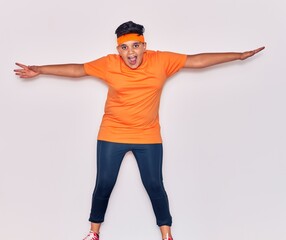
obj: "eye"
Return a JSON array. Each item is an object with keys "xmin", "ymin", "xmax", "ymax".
[
  {"xmin": 133, "ymin": 43, "xmax": 140, "ymax": 48},
  {"xmin": 121, "ymin": 45, "xmax": 128, "ymax": 50}
]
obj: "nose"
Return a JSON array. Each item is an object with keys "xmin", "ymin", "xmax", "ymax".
[{"xmin": 128, "ymin": 46, "xmax": 135, "ymax": 54}]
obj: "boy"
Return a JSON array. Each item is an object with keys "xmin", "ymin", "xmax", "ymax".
[{"xmin": 14, "ymin": 21, "xmax": 264, "ymax": 240}]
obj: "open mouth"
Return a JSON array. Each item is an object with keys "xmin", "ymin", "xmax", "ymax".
[{"xmin": 128, "ymin": 56, "xmax": 137, "ymax": 65}]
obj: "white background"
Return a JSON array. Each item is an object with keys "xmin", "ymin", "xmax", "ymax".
[{"xmin": 1, "ymin": 0, "xmax": 285, "ymax": 239}]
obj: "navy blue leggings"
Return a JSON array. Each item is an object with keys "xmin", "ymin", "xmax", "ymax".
[{"xmin": 89, "ymin": 140, "xmax": 172, "ymax": 226}]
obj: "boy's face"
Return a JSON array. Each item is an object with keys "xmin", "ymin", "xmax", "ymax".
[{"xmin": 117, "ymin": 41, "xmax": 146, "ymax": 69}]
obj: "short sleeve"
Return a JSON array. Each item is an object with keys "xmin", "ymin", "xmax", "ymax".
[
  {"xmin": 157, "ymin": 51, "xmax": 187, "ymax": 77},
  {"xmin": 84, "ymin": 56, "xmax": 108, "ymax": 80}
]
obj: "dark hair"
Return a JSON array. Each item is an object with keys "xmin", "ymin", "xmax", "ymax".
[{"xmin": 115, "ymin": 21, "xmax": 145, "ymax": 38}]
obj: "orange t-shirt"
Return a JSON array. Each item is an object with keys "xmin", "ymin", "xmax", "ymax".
[{"xmin": 84, "ymin": 50, "xmax": 187, "ymax": 144}]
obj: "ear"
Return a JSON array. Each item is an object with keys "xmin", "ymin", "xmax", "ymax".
[
  {"xmin": 117, "ymin": 45, "xmax": 123, "ymax": 56},
  {"xmin": 143, "ymin": 42, "xmax": 147, "ymax": 51}
]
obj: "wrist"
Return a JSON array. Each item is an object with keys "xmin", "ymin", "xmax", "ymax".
[
  {"xmin": 239, "ymin": 53, "xmax": 244, "ymax": 60},
  {"xmin": 29, "ymin": 65, "xmax": 41, "ymax": 74}
]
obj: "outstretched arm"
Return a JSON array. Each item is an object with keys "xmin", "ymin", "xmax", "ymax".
[
  {"xmin": 14, "ymin": 63, "xmax": 87, "ymax": 78},
  {"xmin": 184, "ymin": 46, "xmax": 265, "ymax": 68}
]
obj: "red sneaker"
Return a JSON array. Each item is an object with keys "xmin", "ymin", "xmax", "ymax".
[{"xmin": 83, "ymin": 231, "xmax": 99, "ymax": 240}]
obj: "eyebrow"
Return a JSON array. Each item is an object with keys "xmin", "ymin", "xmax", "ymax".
[{"xmin": 121, "ymin": 41, "xmax": 141, "ymax": 47}]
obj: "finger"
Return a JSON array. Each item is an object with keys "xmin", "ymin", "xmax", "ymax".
[
  {"xmin": 14, "ymin": 71, "xmax": 26, "ymax": 76},
  {"xmin": 18, "ymin": 72, "xmax": 29, "ymax": 78},
  {"xmin": 14, "ymin": 67, "xmax": 30, "ymax": 77},
  {"xmin": 254, "ymin": 46, "xmax": 265, "ymax": 54},
  {"xmin": 15, "ymin": 62, "xmax": 28, "ymax": 69},
  {"xmin": 14, "ymin": 68, "xmax": 28, "ymax": 74}
]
